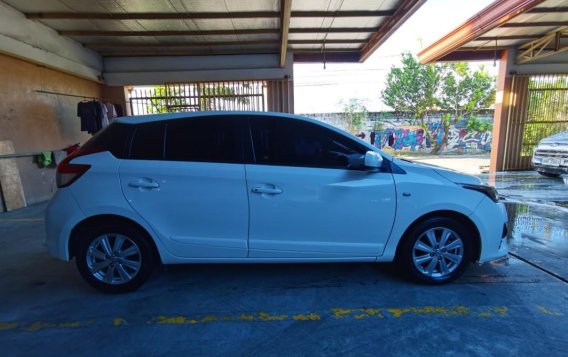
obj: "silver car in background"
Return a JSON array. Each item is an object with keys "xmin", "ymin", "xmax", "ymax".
[{"xmin": 532, "ymin": 130, "xmax": 568, "ymax": 178}]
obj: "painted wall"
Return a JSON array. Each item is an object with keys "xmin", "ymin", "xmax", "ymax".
[
  {"xmin": 303, "ymin": 111, "xmax": 494, "ymax": 153},
  {"xmin": 0, "ymin": 53, "xmax": 102, "ymax": 208}
]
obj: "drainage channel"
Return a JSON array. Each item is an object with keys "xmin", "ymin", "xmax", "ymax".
[{"xmin": 509, "ymin": 252, "xmax": 568, "ymax": 284}]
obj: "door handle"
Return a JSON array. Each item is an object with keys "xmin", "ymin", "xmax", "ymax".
[
  {"xmin": 251, "ymin": 185, "xmax": 283, "ymax": 195},
  {"xmin": 128, "ymin": 180, "xmax": 160, "ymax": 189}
]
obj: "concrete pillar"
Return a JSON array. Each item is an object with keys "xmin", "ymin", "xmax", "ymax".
[
  {"xmin": 490, "ymin": 49, "xmax": 514, "ymax": 172},
  {"xmin": 0, "ymin": 141, "xmax": 26, "ymax": 211}
]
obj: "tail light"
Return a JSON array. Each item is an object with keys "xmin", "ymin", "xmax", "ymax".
[{"xmin": 56, "ymin": 148, "xmax": 102, "ymax": 188}]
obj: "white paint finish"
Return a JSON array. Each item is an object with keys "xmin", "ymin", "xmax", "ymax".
[
  {"xmin": 246, "ymin": 164, "xmax": 396, "ymax": 258},
  {"xmin": 103, "ymin": 53, "xmax": 293, "ymax": 85},
  {"xmin": 0, "ymin": 2, "xmax": 102, "ymax": 80},
  {"xmin": 119, "ymin": 160, "xmax": 249, "ymax": 258},
  {"xmin": 45, "ymin": 113, "xmax": 508, "ymax": 270}
]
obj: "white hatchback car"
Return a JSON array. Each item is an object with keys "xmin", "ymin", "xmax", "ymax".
[{"xmin": 46, "ymin": 112, "xmax": 508, "ymax": 293}]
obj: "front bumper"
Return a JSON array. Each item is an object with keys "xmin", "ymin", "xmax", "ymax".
[{"xmin": 470, "ymin": 200, "xmax": 509, "ymax": 263}]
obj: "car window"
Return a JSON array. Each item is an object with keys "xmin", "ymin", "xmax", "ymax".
[
  {"xmin": 129, "ymin": 121, "xmax": 165, "ymax": 160},
  {"xmin": 82, "ymin": 122, "xmax": 133, "ymax": 159},
  {"xmin": 250, "ymin": 117, "xmax": 367, "ymax": 169},
  {"xmin": 165, "ymin": 116, "xmax": 242, "ymax": 163}
]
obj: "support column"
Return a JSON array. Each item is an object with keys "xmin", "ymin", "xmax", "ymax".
[{"xmin": 490, "ymin": 49, "xmax": 514, "ymax": 172}]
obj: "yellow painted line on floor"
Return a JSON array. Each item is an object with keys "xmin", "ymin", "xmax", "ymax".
[
  {"xmin": 0, "ymin": 217, "xmax": 44, "ymax": 223},
  {"xmin": 0, "ymin": 305, "xmax": 564, "ymax": 333}
]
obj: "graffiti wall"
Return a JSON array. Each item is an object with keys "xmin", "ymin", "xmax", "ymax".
[{"xmin": 304, "ymin": 111, "xmax": 494, "ymax": 153}]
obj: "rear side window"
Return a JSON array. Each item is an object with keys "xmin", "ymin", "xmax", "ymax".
[
  {"xmin": 165, "ymin": 116, "xmax": 242, "ymax": 163},
  {"xmin": 250, "ymin": 117, "xmax": 367, "ymax": 169},
  {"xmin": 129, "ymin": 121, "xmax": 166, "ymax": 160},
  {"xmin": 81, "ymin": 122, "xmax": 132, "ymax": 159}
]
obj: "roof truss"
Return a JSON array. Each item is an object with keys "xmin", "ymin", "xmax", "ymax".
[{"xmin": 516, "ymin": 28, "xmax": 568, "ymax": 63}]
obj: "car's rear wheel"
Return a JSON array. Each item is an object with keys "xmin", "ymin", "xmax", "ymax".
[
  {"xmin": 398, "ymin": 217, "xmax": 473, "ymax": 284},
  {"xmin": 75, "ymin": 224, "xmax": 154, "ymax": 293},
  {"xmin": 536, "ymin": 170, "xmax": 561, "ymax": 178}
]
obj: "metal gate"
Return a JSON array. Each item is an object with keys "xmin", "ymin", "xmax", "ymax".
[
  {"xmin": 129, "ymin": 80, "xmax": 267, "ymax": 115},
  {"xmin": 503, "ymin": 74, "xmax": 568, "ymax": 170}
]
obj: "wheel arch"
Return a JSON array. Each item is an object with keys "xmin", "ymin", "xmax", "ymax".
[
  {"xmin": 394, "ymin": 210, "xmax": 481, "ymax": 262},
  {"xmin": 69, "ymin": 214, "xmax": 162, "ymax": 264}
]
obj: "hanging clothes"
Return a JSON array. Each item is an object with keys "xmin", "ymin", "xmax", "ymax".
[{"xmin": 77, "ymin": 100, "xmax": 100, "ymax": 134}]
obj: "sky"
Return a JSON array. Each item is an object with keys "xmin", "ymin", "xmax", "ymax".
[{"xmin": 293, "ymin": 0, "xmax": 498, "ymax": 114}]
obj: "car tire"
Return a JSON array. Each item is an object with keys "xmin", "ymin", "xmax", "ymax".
[
  {"xmin": 536, "ymin": 170, "xmax": 561, "ymax": 178},
  {"xmin": 75, "ymin": 224, "xmax": 154, "ymax": 293},
  {"xmin": 397, "ymin": 217, "xmax": 473, "ymax": 284}
]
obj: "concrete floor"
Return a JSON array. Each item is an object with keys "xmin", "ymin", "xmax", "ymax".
[{"xmin": 0, "ymin": 171, "xmax": 567, "ymax": 356}]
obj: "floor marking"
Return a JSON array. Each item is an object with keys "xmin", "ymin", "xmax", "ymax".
[{"xmin": 1, "ymin": 305, "xmax": 564, "ymax": 333}]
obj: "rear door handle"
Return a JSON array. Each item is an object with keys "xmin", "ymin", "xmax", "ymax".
[
  {"xmin": 251, "ymin": 185, "xmax": 283, "ymax": 195},
  {"xmin": 128, "ymin": 179, "xmax": 160, "ymax": 189}
]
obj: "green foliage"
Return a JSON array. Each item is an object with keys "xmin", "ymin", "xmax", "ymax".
[
  {"xmin": 467, "ymin": 116, "xmax": 493, "ymax": 132},
  {"xmin": 381, "ymin": 52, "xmax": 441, "ymax": 119},
  {"xmin": 438, "ymin": 63, "xmax": 495, "ymax": 119},
  {"xmin": 340, "ymin": 98, "xmax": 368, "ymax": 134}
]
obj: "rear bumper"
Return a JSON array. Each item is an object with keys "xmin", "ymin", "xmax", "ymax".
[{"xmin": 45, "ymin": 189, "xmax": 86, "ymax": 261}]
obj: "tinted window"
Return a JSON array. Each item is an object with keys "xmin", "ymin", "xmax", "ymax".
[
  {"xmin": 250, "ymin": 117, "xmax": 367, "ymax": 169},
  {"xmin": 165, "ymin": 116, "xmax": 242, "ymax": 163},
  {"xmin": 82, "ymin": 122, "xmax": 133, "ymax": 159},
  {"xmin": 129, "ymin": 121, "xmax": 165, "ymax": 160}
]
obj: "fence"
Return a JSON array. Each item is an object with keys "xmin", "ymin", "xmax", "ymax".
[{"xmin": 129, "ymin": 80, "xmax": 267, "ymax": 115}]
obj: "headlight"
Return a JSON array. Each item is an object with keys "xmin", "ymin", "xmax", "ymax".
[{"xmin": 460, "ymin": 183, "xmax": 499, "ymax": 202}]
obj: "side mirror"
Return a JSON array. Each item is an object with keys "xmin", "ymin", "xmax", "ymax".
[{"xmin": 364, "ymin": 151, "xmax": 383, "ymax": 169}]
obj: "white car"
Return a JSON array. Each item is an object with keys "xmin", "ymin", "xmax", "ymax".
[
  {"xmin": 532, "ymin": 130, "xmax": 568, "ymax": 178},
  {"xmin": 46, "ymin": 112, "xmax": 508, "ymax": 293}
]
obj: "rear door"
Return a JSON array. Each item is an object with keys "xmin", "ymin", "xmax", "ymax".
[{"xmin": 119, "ymin": 116, "xmax": 249, "ymax": 258}]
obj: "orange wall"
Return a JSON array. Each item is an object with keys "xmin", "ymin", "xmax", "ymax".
[{"xmin": 0, "ymin": 53, "xmax": 103, "ymax": 205}]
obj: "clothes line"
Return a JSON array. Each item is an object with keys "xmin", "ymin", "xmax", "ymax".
[{"xmin": 35, "ymin": 90, "xmax": 114, "ymax": 102}]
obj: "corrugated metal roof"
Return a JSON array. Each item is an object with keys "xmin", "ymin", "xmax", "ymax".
[
  {"xmin": 419, "ymin": 0, "xmax": 568, "ymax": 64},
  {"xmin": 3, "ymin": 0, "xmax": 425, "ymax": 65}
]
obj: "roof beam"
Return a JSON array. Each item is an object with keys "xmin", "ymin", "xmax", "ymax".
[
  {"xmin": 419, "ymin": 0, "xmax": 547, "ymax": 63},
  {"xmin": 527, "ymin": 7, "xmax": 568, "ymax": 13},
  {"xmin": 85, "ymin": 39, "xmax": 365, "ymax": 49},
  {"xmin": 500, "ymin": 21, "xmax": 568, "ymax": 27},
  {"xmin": 25, "ymin": 10, "xmax": 395, "ymax": 20},
  {"xmin": 516, "ymin": 29, "xmax": 568, "ymax": 63},
  {"xmin": 60, "ymin": 28, "xmax": 376, "ymax": 37},
  {"xmin": 99, "ymin": 48, "xmax": 358, "ymax": 57},
  {"xmin": 360, "ymin": 0, "xmax": 426, "ymax": 62},
  {"xmin": 477, "ymin": 35, "xmax": 541, "ymax": 40},
  {"xmin": 280, "ymin": 0, "xmax": 292, "ymax": 68}
]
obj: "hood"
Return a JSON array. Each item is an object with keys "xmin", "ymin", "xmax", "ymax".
[
  {"xmin": 393, "ymin": 158, "xmax": 482, "ymax": 185},
  {"xmin": 540, "ymin": 131, "xmax": 568, "ymax": 145}
]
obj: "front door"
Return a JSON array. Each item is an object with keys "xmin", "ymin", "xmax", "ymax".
[{"xmin": 246, "ymin": 117, "xmax": 396, "ymax": 258}]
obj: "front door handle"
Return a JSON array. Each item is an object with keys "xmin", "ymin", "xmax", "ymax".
[
  {"xmin": 128, "ymin": 179, "xmax": 160, "ymax": 189},
  {"xmin": 251, "ymin": 185, "xmax": 283, "ymax": 195}
]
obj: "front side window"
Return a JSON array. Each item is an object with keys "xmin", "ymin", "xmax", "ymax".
[
  {"xmin": 250, "ymin": 117, "xmax": 367, "ymax": 169},
  {"xmin": 165, "ymin": 116, "xmax": 242, "ymax": 163}
]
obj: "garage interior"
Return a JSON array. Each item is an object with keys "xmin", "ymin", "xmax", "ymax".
[{"xmin": 0, "ymin": 0, "xmax": 425, "ymax": 212}]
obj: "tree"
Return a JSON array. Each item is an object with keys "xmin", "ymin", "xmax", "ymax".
[
  {"xmin": 340, "ymin": 98, "xmax": 368, "ymax": 134},
  {"xmin": 436, "ymin": 63, "xmax": 495, "ymax": 153},
  {"xmin": 381, "ymin": 53, "xmax": 496, "ymax": 154},
  {"xmin": 381, "ymin": 52, "xmax": 440, "ymax": 127}
]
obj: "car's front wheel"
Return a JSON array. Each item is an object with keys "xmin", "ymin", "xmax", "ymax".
[
  {"xmin": 75, "ymin": 224, "xmax": 155, "ymax": 293},
  {"xmin": 398, "ymin": 217, "xmax": 473, "ymax": 284}
]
